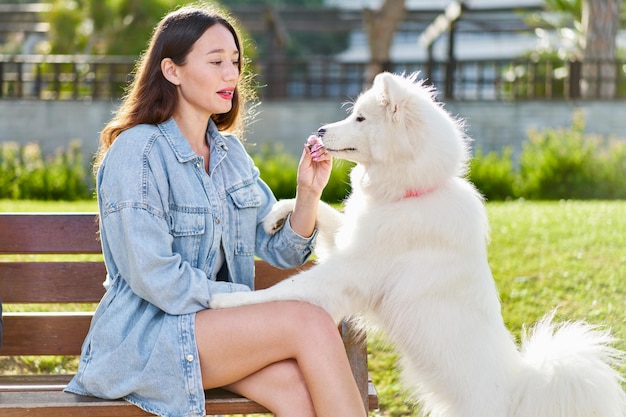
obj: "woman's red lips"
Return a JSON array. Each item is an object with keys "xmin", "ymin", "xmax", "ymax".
[{"xmin": 217, "ymin": 89, "xmax": 234, "ymax": 99}]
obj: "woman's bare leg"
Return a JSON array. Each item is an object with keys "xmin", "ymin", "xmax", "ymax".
[
  {"xmin": 224, "ymin": 358, "xmax": 315, "ymax": 416},
  {"xmin": 195, "ymin": 301, "xmax": 366, "ymax": 417}
]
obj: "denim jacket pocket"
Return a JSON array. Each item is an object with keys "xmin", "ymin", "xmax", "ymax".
[
  {"xmin": 168, "ymin": 209, "xmax": 208, "ymax": 267},
  {"xmin": 228, "ymin": 183, "xmax": 261, "ymax": 256}
]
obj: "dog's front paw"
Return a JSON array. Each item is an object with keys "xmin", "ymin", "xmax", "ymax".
[
  {"xmin": 209, "ymin": 292, "xmax": 248, "ymax": 309},
  {"xmin": 263, "ymin": 199, "xmax": 297, "ymax": 234}
]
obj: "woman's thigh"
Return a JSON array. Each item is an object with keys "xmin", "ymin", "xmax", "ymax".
[{"xmin": 194, "ymin": 300, "xmax": 337, "ymax": 389}]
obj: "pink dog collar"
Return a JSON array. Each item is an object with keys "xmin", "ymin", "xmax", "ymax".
[{"xmin": 403, "ymin": 187, "xmax": 436, "ymax": 199}]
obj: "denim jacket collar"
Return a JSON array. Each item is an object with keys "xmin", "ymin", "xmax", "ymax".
[{"xmin": 157, "ymin": 118, "xmax": 228, "ymax": 164}]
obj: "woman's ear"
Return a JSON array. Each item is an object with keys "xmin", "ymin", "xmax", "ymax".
[{"xmin": 161, "ymin": 58, "xmax": 180, "ymax": 86}]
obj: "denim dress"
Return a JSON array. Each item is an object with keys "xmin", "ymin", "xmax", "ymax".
[{"xmin": 64, "ymin": 118, "xmax": 316, "ymax": 417}]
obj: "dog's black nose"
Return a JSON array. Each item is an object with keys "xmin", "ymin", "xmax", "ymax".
[{"xmin": 317, "ymin": 128, "xmax": 326, "ymax": 138}]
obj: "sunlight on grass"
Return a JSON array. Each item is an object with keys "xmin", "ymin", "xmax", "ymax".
[{"xmin": 0, "ymin": 199, "xmax": 98, "ymax": 212}]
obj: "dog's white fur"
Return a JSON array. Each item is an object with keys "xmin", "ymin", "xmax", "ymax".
[{"xmin": 210, "ymin": 72, "xmax": 626, "ymax": 417}]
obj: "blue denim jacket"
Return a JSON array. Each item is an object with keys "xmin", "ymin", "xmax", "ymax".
[{"xmin": 65, "ymin": 118, "xmax": 316, "ymax": 417}]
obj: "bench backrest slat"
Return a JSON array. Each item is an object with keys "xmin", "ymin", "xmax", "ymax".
[
  {"xmin": 0, "ymin": 213, "xmax": 101, "ymax": 254},
  {"xmin": 0, "ymin": 262, "xmax": 106, "ymax": 303},
  {"xmin": 2, "ymin": 313, "xmax": 92, "ymax": 356}
]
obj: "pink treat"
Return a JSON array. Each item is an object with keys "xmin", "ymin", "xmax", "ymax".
[{"xmin": 306, "ymin": 135, "xmax": 324, "ymax": 152}]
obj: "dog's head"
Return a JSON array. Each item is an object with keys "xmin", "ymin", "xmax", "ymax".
[{"xmin": 319, "ymin": 72, "xmax": 470, "ymax": 199}]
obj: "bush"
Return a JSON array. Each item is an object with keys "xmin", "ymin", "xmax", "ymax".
[
  {"xmin": 4, "ymin": 119, "xmax": 624, "ymax": 203},
  {"xmin": 468, "ymin": 146, "xmax": 516, "ymax": 200},
  {"xmin": 515, "ymin": 113, "xmax": 598, "ymax": 199},
  {"xmin": 469, "ymin": 112, "xmax": 626, "ymax": 201},
  {"xmin": 251, "ymin": 143, "xmax": 299, "ymax": 200},
  {"xmin": 0, "ymin": 140, "xmax": 93, "ymax": 200}
]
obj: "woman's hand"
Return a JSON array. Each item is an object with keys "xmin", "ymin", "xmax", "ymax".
[
  {"xmin": 297, "ymin": 135, "xmax": 332, "ymax": 196},
  {"xmin": 289, "ymin": 135, "xmax": 332, "ymax": 238}
]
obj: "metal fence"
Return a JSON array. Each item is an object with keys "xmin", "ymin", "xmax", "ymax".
[
  {"xmin": 0, "ymin": 55, "xmax": 136, "ymax": 101},
  {"xmin": 1, "ymin": 54, "xmax": 625, "ymax": 101}
]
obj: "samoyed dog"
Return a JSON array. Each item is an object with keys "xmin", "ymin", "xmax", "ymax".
[{"xmin": 210, "ymin": 72, "xmax": 626, "ymax": 417}]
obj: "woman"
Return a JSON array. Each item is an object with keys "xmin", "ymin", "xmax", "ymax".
[{"xmin": 65, "ymin": 5, "xmax": 366, "ymax": 417}]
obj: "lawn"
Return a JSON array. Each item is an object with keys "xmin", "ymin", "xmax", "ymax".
[{"xmin": 1, "ymin": 199, "xmax": 625, "ymax": 417}]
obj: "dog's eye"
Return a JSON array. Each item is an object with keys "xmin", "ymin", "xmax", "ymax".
[{"xmin": 356, "ymin": 115, "xmax": 365, "ymax": 122}]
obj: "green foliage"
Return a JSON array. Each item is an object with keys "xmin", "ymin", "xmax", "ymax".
[
  {"xmin": 5, "ymin": 112, "xmax": 626, "ymax": 203},
  {"xmin": 468, "ymin": 146, "xmax": 516, "ymax": 200},
  {"xmin": 515, "ymin": 112, "xmax": 626, "ymax": 199},
  {"xmin": 0, "ymin": 140, "xmax": 352, "ymax": 203},
  {"xmin": 0, "ymin": 141, "xmax": 93, "ymax": 201},
  {"xmin": 469, "ymin": 111, "xmax": 626, "ymax": 201},
  {"xmin": 39, "ymin": 0, "xmax": 347, "ymax": 66},
  {"xmin": 251, "ymin": 143, "xmax": 354, "ymax": 203},
  {"xmin": 42, "ymin": 0, "xmax": 208, "ymax": 55},
  {"xmin": 251, "ymin": 143, "xmax": 298, "ymax": 199}
]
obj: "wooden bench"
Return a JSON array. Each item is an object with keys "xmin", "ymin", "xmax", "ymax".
[{"xmin": 0, "ymin": 212, "xmax": 378, "ymax": 417}]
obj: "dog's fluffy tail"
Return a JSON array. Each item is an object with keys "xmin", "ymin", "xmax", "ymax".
[{"xmin": 512, "ymin": 313, "xmax": 626, "ymax": 417}]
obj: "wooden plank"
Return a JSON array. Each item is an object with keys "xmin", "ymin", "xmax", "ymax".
[
  {"xmin": 0, "ymin": 262, "xmax": 106, "ymax": 303},
  {"xmin": 0, "ymin": 390, "xmax": 270, "ymax": 416},
  {"xmin": 0, "ymin": 375, "xmax": 269, "ymax": 414},
  {"xmin": 369, "ymin": 379, "xmax": 379, "ymax": 410},
  {"xmin": 1, "ymin": 313, "xmax": 92, "ymax": 356},
  {"xmin": 0, "ymin": 213, "xmax": 100, "ymax": 254},
  {"xmin": 0, "ymin": 261, "xmax": 309, "ymax": 302},
  {"xmin": 0, "ymin": 389, "xmax": 268, "ymax": 417},
  {"xmin": 0, "ymin": 374, "xmax": 73, "ymax": 390},
  {"xmin": 342, "ymin": 320, "xmax": 369, "ymax": 411},
  {"xmin": 254, "ymin": 260, "xmax": 313, "ymax": 289},
  {"xmin": 0, "ymin": 377, "xmax": 375, "ymax": 415}
]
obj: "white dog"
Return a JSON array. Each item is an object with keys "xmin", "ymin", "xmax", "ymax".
[{"xmin": 210, "ymin": 72, "xmax": 626, "ymax": 417}]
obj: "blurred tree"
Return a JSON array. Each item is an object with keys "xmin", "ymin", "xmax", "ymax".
[
  {"xmin": 225, "ymin": 0, "xmax": 347, "ymax": 59},
  {"xmin": 581, "ymin": 0, "xmax": 621, "ymax": 98},
  {"xmin": 532, "ymin": 0, "xmax": 623, "ymax": 97},
  {"xmin": 43, "ymin": 0, "xmax": 197, "ymax": 55},
  {"xmin": 363, "ymin": 0, "xmax": 406, "ymax": 87},
  {"xmin": 42, "ymin": 0, "xmax": 346, "ymax": 59}
]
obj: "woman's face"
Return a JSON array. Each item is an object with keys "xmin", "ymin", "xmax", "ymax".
[{"xmin": 174, "ymin": 23, "xmax": 239, "ymax": 118}]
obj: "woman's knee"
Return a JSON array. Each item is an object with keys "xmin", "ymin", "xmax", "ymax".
[
  {"xmin": 280, "ymin": 303, "xmax": 343, "ymax": 353},
  {"xmin": 286, "ymin": 302, "xmax": 341, "ymax": 343}
]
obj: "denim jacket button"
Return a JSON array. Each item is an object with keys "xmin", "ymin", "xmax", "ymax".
[
  {"xmin": 215, "ymin": 218, "xmax": 221, "ymax": 224},
  {"xmin": 186, "ymin": 354, "xmax": 194, "ymax": 362}
]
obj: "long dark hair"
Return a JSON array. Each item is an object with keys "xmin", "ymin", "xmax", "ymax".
[{"xmin": 95, "ymin": 4, "xmax": 253, "ymax": 171}]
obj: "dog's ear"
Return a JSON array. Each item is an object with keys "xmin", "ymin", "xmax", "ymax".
[{"xmin": 375, "ymin": 72, "xmax": 405, "ymax": 122}]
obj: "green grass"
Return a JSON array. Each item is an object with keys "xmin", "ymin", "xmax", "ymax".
[
  {"xmin": 1, "ymin": 199, "xmax": 625, "ymax": 416},
  {"xmin": 0, "ymin": 198, "xmax": 98, "ymax": 212}
]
